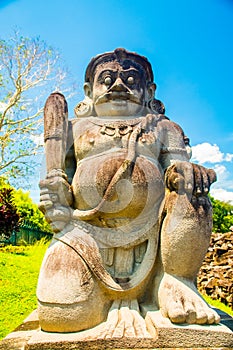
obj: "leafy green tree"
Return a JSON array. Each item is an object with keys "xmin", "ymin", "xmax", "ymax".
[
  {"xmin": 210, "ymin": 196, "xmax": 233, "ymax": 233},
  {"xmin": 0, "ymin": 178, "xmax": 51, "ymax": 239},
  {"xmin": 0, "ymin": 187, "xmax": 20, "ymax": 239},
  {"xmin": 13, "ymin": 188, "xmax": 51, "ymax": 232},
  {"xmin": 0, "ymin": 30, "xmax": 75, "ymax": 184}
]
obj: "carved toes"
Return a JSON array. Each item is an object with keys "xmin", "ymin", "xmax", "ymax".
[
  {"xmin": 97, "ymin": 299, "xmax": 151, "ymax": 339},
  {"xmin": 158, "ymin": 274, "xmax": 221, "ymax": 325}
]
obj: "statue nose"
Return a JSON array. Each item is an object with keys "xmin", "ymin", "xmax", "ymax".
[{"xmin": 110, "ymin": 77, "xmax": 128, "ymax": 92}]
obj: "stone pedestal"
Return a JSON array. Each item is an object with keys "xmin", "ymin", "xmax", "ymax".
[{"xmin": 1, "ymin": 308, "xmax": 233, "ymax": 350}]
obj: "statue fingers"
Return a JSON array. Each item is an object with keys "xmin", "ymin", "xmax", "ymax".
[
  {"xmin": 168, "ymin": 173, "xmax": 185, "ymax": 192},
  {"xmin": 165, "ymin": 164, "xmax": 179, "ymax": 191},
  {"xmin": 40, "ymin": 175, "xmax": 70, "ymax": 191},
  {"xmin": 199, "ymin": 165, "xmax": 210, "ymax": 194},
  {"xmin": 40, "ymin": 192, "xmax": 59, "ymax": 202},
  {"xmin": 39, "ymin": 192, "xmax": 60, "ymax": 213},
  {"xmin": 192, "ymin": 164, "xmax": 204, "ymax": 195},
  {"xmin": 193, "ymin": 164, "xmax": 214, "ymax": 195},
  {"xmin": 44, "ymin": 205, "xmax": 71, "ymax": 223},
  {"xmin": 165, "ymin": 162, "xmax": 218, "ymax": 196},
  {"xmin": 50, "ymin": 177, "xmax": 73, "ymax": 205},
  {"xmin": 46, "ymin": 169, "xmax": 68, "ymax": 180},
  {"xmin": 46, "ymin": 176, "xmax": 68, "ymax": 191},
  {"xmin": 207, "ymin": 168, "xmax": 217, "ymax": 186},
  {"xmin": 165, "ymin": 162, "xmax": 190, "ymax": 193},
  {"xmin": 39, "ymin": 178, "xmax": 51, "ymax": 190},
  {"xmin": 177, "ymin": 161, "xmax": 194, "ymax": 194},
  {"xmin": 40, "ymin": 177, "xmax": 73, "ymax": 206},
  {"xmin": 39, "ymin": 178, "xmax": 60, "ymax": 192},
  {"xmin": 38, "ymin": 200, "xmax": 53, "ymax": 213},
  {"xmin": 39, "ymin": 186, "xmax": 50, "ymax": 196}
]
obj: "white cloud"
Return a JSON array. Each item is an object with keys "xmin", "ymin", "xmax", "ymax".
[
  {"xmin": 225, "ymin": 153, "xmax": 233, "ymax": 162},
  {"xmin": 210, "ymin": 165, "xmax": 233, "ymax": 202},
  {"xmin": 191, "ymin": 143, "xmax": 228, "ymax": 164},
  {"xmin": 213, "ymin": 164, "xmax": 228, "ymax": 181},
  {"xmin": 210, "ymin": 188, "xmax": 233, "ymax": 205},
  {"xmin": 191, "ymin": 143, "xmax": 233, "ymax": 205}
]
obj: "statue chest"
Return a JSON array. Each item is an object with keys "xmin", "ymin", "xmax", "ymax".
[
  {"xmin": 71, "ymin": 123, "xmax": 163, "ymax": 218},
  {"xmin": 72, "ymin": 119, "xmax": 161, "ymax": 161}
]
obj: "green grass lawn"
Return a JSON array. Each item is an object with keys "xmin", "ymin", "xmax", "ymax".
[
  {"xmin": 0, "ymin": 241, "xmax": 48, "ymax": 339},
  {"xmin": 0, "ymin": 241, "xmax": 232, "ymax": 340}
]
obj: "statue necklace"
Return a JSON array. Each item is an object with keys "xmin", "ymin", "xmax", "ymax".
[{"xmin": 89, "ymin": 116, "xmax": 142, "ymax": 138}]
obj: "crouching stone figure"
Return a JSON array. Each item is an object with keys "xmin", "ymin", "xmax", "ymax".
[{"xmin": 37, "ymin": 48, "xmax": 220, "ymax": 335}]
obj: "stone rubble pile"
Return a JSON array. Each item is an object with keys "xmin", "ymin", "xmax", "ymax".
[{"xmin": 197, "ymin": 231, "xmax": 233, "ymax": 309}]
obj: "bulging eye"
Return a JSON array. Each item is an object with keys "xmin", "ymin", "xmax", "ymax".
[
  {"xmin": 104, "ymin": 76, "xmax": 112, "ymax": 86},
  {"xmin": 127, "ymin": 76, "xmax": 134, "ymax": 85}
]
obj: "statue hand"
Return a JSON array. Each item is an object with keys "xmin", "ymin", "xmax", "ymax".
[
  {"xmin": 39, "ymin": 169, "xmax": 73, "ymax": 209},
  {"xmin": 165, "ymin": 161, "xmax": 216, "ymax": 196},
  {"xmin": 39, "ymin": 169, "xmax": 73, "ymax": 232}
]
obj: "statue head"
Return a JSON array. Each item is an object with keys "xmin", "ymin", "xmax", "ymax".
[{"xmin": 75, "ymin": 48, "xmax": 165, "ymax": 117}]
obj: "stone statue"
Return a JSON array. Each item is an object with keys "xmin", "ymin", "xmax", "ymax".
[{"xmin": 37, "ymin": 48, "xmax": 220, "ymax": 335}]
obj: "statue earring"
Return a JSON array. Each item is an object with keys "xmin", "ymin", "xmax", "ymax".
[
  {"xmin": 147, "ymin": 98, "xmax": 165, "ymax": 115},
  {"xmin": 74, "ymin": 96, "xmax": 95, "ymax": 118}
]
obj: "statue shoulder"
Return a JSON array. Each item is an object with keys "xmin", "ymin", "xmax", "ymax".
[
  {"xmin": 68, "ymin": 117, "xmax": 97, "ymax": 142},
  {"xmin": 157, "ymin": 116, "xmax": 185, "ymax": 137},
  {"xmin": 156, "ymin": 116, "xmax": 190, "ymax": 158},
  {"xmin": 70, "ymin": 117, "xmax": 95, "ymax": 130}
]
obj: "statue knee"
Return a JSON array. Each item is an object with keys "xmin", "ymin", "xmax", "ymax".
[
  {"xmin": 37, "ymin": 239, "xmax": 111, "ymax": 332},
  {"xmin": 38, "ymin": 288, "xmax": 110, "ymax": 332}
]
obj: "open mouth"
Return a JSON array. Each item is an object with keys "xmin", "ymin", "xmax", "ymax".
[
  {"xmin": 110, "ymin": 92, "xmax": 129, "ymax": 100},
  {"xmin": 96, "ymin": 92, "xmax": 140, "ymax": 105}
]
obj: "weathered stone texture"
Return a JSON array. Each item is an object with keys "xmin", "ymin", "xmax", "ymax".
[{"xmin": 198, "ymin": 231, "xmax": 233, "ymax": 309}]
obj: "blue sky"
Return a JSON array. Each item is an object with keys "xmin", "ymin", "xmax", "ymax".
[{"xmin": 0, "ymin": 0, "xmax": 233, "ymax": 203}]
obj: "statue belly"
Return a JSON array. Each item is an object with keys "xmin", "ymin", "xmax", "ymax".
[{"xmin": 72, "ymin": 152, "xmax": 165, "ymax": 220}]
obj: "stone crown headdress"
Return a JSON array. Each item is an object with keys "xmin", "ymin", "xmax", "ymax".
[{"xmin": 85, "ymin": 48, "xmax": 154, "ymax": 85}]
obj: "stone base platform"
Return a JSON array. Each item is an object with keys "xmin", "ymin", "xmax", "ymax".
[{"xmin": 1, "ymin": 309, "xmax": 233, "ymax": 350}]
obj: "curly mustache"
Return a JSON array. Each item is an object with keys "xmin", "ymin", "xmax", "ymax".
[{"xmin": 95, "ymin": 91, "xmax": 142, "ymax": 105}]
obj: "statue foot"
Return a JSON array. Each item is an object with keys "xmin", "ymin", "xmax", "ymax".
[
  {"xmin": 97, "ymin": 299, "xmax": 152, "ymax": 339},
  {"xmin": 158, "ymin": 273, "xmax": 220, "ymax": 324}
]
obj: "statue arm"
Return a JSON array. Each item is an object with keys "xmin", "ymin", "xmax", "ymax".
[
  {"xmin": 39, "ymin": 93, "xmax": 74, "ymax": 232},
  {"xmin": 157, "ymin": 119, "xmax": 216, "ymax": 196},
  {"xmin": 157, "ymin": 119, "xmax": 190, "ymax": 171}
]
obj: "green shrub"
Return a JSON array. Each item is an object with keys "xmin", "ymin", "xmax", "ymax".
[
  {"xmin": 0, "ymin": 188, "xmax": 21, "ymax": 239},
  {"xmin": 210, "ymin": 195, "xmax": 233, "ymax": 233}
]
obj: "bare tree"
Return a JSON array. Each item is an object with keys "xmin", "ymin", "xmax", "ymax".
[{"xmin": 0, "ymin": 31, "xmax": 76, "ymax": 183}]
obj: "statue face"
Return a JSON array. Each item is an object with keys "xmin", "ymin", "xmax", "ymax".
[{"xmin": 90, "ymin": 61, "xmax": 147, "ymax": 117}]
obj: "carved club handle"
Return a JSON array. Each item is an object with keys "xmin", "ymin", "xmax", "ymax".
[{"xmin": 44, "ymin": 92, "xmax": 68, "ymax": 173}]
